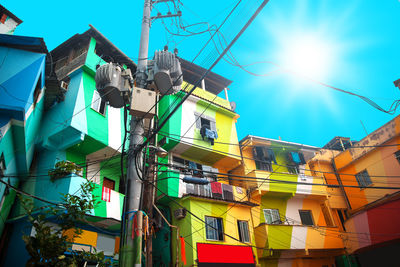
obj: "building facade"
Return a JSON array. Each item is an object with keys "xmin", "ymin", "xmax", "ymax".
[
  {"xmin": 155, "ymin": 61, "xmax": 258, "ymax": 266},
  {"xmin": 232, "ymin": 136, "xmax": 346, "ymax": 267},
  {"xmin": 310, "ymin": 116, "xmax": 400, "ymax": 267},
  {"xmin": 1, "ymin": 27, "xmax": 136, "ymax": 265},
  {"xmin": 0, "ymin": 5, "xmax": 22, "ymax": 35}
]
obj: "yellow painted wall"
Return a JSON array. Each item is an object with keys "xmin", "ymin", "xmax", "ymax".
[
  {"xmin": 172, "ymin": 197, "xmax": 258, "ymax": 266},
  {"xmin": 63, "ymin": 228, "xmax": 98, "ymax": 247}
]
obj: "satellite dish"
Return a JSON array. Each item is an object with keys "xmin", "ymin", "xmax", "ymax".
[{"xmin": 230, "ymin": 101, "xmax": 236, "ymax": 111}]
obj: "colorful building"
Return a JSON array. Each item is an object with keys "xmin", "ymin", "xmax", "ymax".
[
  {"xmin": 232, "ymin": 136, "xmax": 346, "ymax": 267},
  {"xmin": 311, "ymin": 116, "xmax": 400, "ymax": 266},
  {"xmin": 0, "ymin": 33, "xmax": 48, "ymax": 248},
  {"xmin": 1, "ymin": 26, "xmax": 136, "ymax": 265},
  {"xmin": 155, "ymin": 60, "xmax": 258, "ymax": 266},
  {"xmin": 0, "ymin": 5, "xmax": 22, "ymax": 35}
]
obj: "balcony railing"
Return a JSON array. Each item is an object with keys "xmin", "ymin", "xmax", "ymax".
[
  {"xmin": 244, "ymin": 170, "xmax": 327, "ymax": 197},
  {"xmin": 55, "ymin": 52, "xmax": 88, "ymax": 80},
  {"xmin": 49, "ymin": 174, "xmax": 124, "ymax": 221},
  {"xmin": 254, "ymin": 223, "xmax": 344, "ymax": 251},
  {"xmin": 180, "ymin": 177, "xmax": 250, "ymax": 203}
]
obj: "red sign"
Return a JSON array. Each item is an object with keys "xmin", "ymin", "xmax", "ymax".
[{"xmin": 197, "ymin": 243, "xmax": 255, "ymax": 264}]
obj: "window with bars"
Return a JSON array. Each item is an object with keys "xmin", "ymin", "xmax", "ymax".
[
  {"xmin": 286, "ymin": 151, "xmax": 306, "ymax": 174},
  {"xmin": 253, "ymin": 147, "xmax": 276, "ymax": 172},
  {"xmin": 299, "ymin": 210, "xmax": 314, "ymax": 226},
  {"xmin": 263, "ymin": 209, "xmax": 281, "ymax": 224},
  {"xmin": 91, "ymin": 90, "xmax": 107, "ymax": 115},
  {"xmin": 172, "ymin": 156, "xmax": 203, "ymax": 177},
  {"xmin": 355, "ymin": 169, "xmax": 372, "ymax": 188},
  {"xmin": 237, "ymin": 220, "xmax": 250, "ymax": 243},
  {"xmin": 205, "ymin": 216, "xmax": 224, "ymax": 241},
  {"xmin": 194, "ymin": 113, "xmax": 216, "ymax": 131}
]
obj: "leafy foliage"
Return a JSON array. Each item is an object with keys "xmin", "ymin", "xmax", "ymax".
[
  {"xmin": 48, "ymin": 161, "xmax": 83, "ymax": 182},
  {"xmin": 20, "ymin": 176, "xmax": 112, "ymax": 266}
]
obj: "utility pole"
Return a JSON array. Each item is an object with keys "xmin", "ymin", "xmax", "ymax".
[
  {"xmin": 119, "ymin": 0, "xmax": 151, "ymax": 266},
  {"xmin": 119, "ymin": 0, "xmax": 182, "ymax": 266}
]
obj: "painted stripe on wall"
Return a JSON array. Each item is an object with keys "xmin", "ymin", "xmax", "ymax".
[
  {"xmin": 180, "ymin": 98, "xmax": 198, "ymax": 143},
  {"xmin": 108, "ymin": 106, "xmax": 121, "ymax": 151},
  {"xmin": 71, "ymin": 76, "xmax": 88, "ymax": 135},
  {"xmin": 106, "ymin": 190, "xmax": 121, "ymax": 220},
  {"xmin": 290, "ymin": 226, "xmax": 307, "ymax": 249}
]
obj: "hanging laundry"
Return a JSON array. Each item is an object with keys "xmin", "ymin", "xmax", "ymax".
[
  {"xmin": 102, "ymin": 186, "xmax": 111, "ymax": 202},
  {"xmin": 180, "ymin": 236, "xmax": 186, "ymax": 265},
  {"xmin": 222, "ymin": 184, "xmax": 234, "ymax": 201},
  {"xmin": 200, "ymin": 125, "xmax": 218, "ymax": 145},
  {"xmin": 290, "ymin": 152, "xmax": 301, "ymax": 164},
  {"xmin": 211, "ymin": 182, "xmax": 222, "ymax": 194},
  {"xmin": 211, "ymin": 182, "xmax": 223, "ymax": 199},
  {"xmin": 188, "ymin": 161, "xmax": 197, "ymax": 170},
  {"xmin": 132, "ymin": 213, "xmax": 137, "ymax": 239},
  {"xmin": 143, "ymin": 216, "xmax": 149, "ymax": 241}
]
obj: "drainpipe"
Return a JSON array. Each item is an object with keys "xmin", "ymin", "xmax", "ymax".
[
  {"xmin": 224, "ymin": 87, "xmax": 229, "ymax": 101},
  {"xmin": 331, "ymin": 159, "xmax": 352, "ymax": 210}
]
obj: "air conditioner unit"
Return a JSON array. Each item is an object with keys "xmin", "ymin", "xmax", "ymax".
[
  {"xmin": 60, "ymin": 81, "xmax": 69, "ymax": 91},
  {"xmin": 174, "ymin": 208, "xmax": 187, "ymax": 220}
]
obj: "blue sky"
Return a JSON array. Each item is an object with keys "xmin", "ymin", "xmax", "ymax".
[{"xmin": 4, "ymin": 0, "xmax": 400, "ymax": 147}]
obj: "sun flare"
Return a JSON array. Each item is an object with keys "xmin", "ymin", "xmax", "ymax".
[{"xmin": 280, "ymin": 34, "xmax": 335, "ymax": 80}]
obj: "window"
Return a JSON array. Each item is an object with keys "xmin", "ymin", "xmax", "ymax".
[
  {"xmin": 103, "ymin": 177, "xmax": 115, "ymax": 191},
  {"xmin": 253, "ymin": 147, "xmax": 276, "ymax": 172},
  {"xmin": 237, "ymin": 220, "xmax": 250, "ymax": 243},
  {"xmin": 299, "ymin": 210, "xmax": 314, "ymax": 226},
  {"xmin": 263, "ymin": 209, "xmax": 281, "ymax": 224},
  {"xmin": 355, "ymin": 170, "xmax": 372, "ymax": 188},
  {"xmin": 195, "ymin": 113, "xmax": 217, "ymax": 145},
  {"xmin": 33, "ymin": 75, "xmax": 42, "ymax": 107},
  {"xmin": 395, "ymin": 151, "xmax": 400, "ymax": 164},
  {"xmin": 172, "ymin": 156, "xmax": 203, "ymax": 177},
  {"xmin": 286, "ymin": 151, "xmax": 306, "ymax": 174},
  {"xmin": 91, "ymin": 90, "xmax": 107, "ymax": 115},
  {"xmin": 205, "ymin": 216, "xmax": 224, "ymax": 241},
  {"xmin": 336, "ymin": 209, "xmax": 347, "ymax": 231},
  {"xmin": 195, "ymin": 113, "xmax": 216, "ymax": 131}
]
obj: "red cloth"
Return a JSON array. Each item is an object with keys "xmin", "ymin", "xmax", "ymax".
[
  {"xmin": 101, "ymin": 186, "xmax": 111, "ymax": 202},
  {"xmin": 132, "ymin": 213, "xmax": 137, "ymax": 239},
  {"xmin": 211, "ymin": 182, "xmax": 222, "ymax": 194},
  {"xmin": 0, "ymin": 14, "xmax": 7, "ymax": 24},
  {"xmin": 197, "ymin": 243, "xmax": 255, "ymax": 264},
  {"xmin": 180, "ymin": 236, "xmax": 186, "ymax": 265}
]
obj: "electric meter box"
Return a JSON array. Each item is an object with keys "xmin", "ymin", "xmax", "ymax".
[{"xmin": 130, "ymin": 87, "xmax": 156, "ymax": 118}]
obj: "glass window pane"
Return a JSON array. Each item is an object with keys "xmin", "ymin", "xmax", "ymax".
[{"xmin": 263, "ymin": 209, "xmax": 272, "ymax": 224}]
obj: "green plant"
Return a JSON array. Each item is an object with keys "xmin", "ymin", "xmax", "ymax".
[
  {"xmin": 20, "ymin": 178, "xmax": 108, "ymax": 266},
  {"xmin": 48, "ymin": 161, "xmax": 82, "ymax": 182}
]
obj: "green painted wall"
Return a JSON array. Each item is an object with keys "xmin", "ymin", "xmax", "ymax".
[{"xmin": 158, "ymin": 92, "xmax": 184, "ymax": 151}]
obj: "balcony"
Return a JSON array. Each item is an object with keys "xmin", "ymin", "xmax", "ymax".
[
  {"xmin": 254, "ymin": 223, "xmax": 344, "ymax": 257},
  {"xmin": 38, "ymin": 174, "xmax": 124, "ymax": 223},
  {"xmin": 245, "ymin": 170, "xmax": 327, "ymax": 198},
  {"xmin": 180, "ymin": 177, "xmax": 251, "ymax": 204},
  {"xmin": 55, "ymin": 52, "xmax": 88, "ymax": 80},
  {"xmin": 157, "ymin": 169, "xmax": 252, "ymax": 205}
]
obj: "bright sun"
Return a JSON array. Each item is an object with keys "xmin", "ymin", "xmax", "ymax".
[{"xmin": 280, "ymin": 34, "xmax": 334, "ymax": 80}]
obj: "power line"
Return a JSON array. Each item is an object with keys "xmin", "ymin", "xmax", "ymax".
[
  {"xmin": 140, "ymin": 0, "xmax": 271, "ymax": 153},
  {"xmin": 0, "ymin": 178, "xmax": 63, "ymax": 206},
  {"xmin": 155, "ymin": 162, "xmax": 400, "ymax": 190},
  {"xmin": 156, "ymin": 132, "xmax": 400, "ymax": 179}
]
